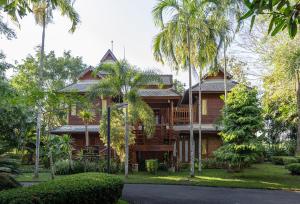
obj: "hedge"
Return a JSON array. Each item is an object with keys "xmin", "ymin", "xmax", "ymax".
[
  {"xmin": 146, "ymin": 159, "xmax": 158, "ymax": 174},
  {"xmin": 0, "ymin": 173, "xmax": 123, "ymax": 204},
  {"xmin": 286, "ymin": 163, "xmax": 300, "ymax": 175},
  {"xmin": 271, "ymin": 156, "xmax": 299, "ymax": 165}
]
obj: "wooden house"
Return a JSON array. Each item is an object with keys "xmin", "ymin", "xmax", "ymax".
[{"xmin": 51, "ymin": 50, "xmax": 238, "ymax": 168}]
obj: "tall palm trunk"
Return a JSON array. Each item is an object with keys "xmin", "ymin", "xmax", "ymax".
[
  {"xmin": 187, "ymin": 27, "xmax": 195, "ymax": 177},
  {"xmin": 34, "ymin": 12, "xmax": 46, "ymax": 178},
  {"xmin": 125, "ymin": 106, "xmax": 129, "ymax": 178},
  {"xmin": 223, "ymin": 39, "xmax": 227, "ymax": 101},
  {"xmin": 198, "ymin": 68, "xmax": 202, "ymax": 173},
  {"xmin": 296, "ymin": 72, "xmax": 300, "ymax": 156},
  {"xmin": 85, "ymin": 123, "xmax": 89, "ymax": 146}
]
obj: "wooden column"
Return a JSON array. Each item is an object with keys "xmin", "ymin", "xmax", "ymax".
[{"xmin": 170, "ymin": 101, "xmax": 174, "ymax": 126}]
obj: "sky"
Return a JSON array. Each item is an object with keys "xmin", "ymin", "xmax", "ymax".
[
  {"xmin": 0, "ymin": 0, "xmax": 193, "ymax": 85},
  {"xmin": 0, "ymin": 0, "xmax": 262, "ymax": 87}
]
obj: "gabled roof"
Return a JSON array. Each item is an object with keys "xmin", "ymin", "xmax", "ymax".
[
  {"xmin": 202, "ymin": 68, "xmax": 233, "ymax": 80},
  {"xmin": 100, "ymin": 49, "xmax": 117, "ymax": 63},
  {"xmin": 146, "ymin": 75, "xmax": 173, "ymax": 86}
]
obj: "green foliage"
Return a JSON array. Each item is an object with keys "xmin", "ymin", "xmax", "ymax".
[
  {"xmin": 0, "ymin": 173, "xmax": 124, "ymax": 204},
  {"xmin": 215, "ymin": 84, "xmax": 263, "ymax": 171},
  {"xmin": 271, "ymin": 156, "xmax": 299, "ymax": 165},
  {"xmin": 201, "ymin": 158, "xmax": 226, "ymax": 169},
  {"xmin": 173, "ymin": 79, "xmax": 185, "ymax": 94},
  {"xmin": 286, "ymin": 163, "xmax": 300, "ymax": 175},
  {"xmin": 241, "ymin": 0, "xmax": 300, "ymax": 38},
  {"xmin": 95, "ymin": 60, "xmax": 157, "ymax": 161},
  {"xmin": 146, "ymin": 159, "xmax": 158, "ymax": 174},
  {"xmin": 100, "ymin": 108, "xmax": 135, "ymax": 162},
  {"xmin": 0, "ymin": 173, "xmax": 21, "ymax": 191}
]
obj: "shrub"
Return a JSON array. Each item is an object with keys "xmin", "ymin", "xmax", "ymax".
[
  {"xmin": 202, "ymin": 158, "xmax": 226, "ymax": 169},
  {"xmin": 0, "ymin": 173, "xmax": 123, "ymax": 204},
  {"xmin": 271, "ymin": 156, "xmax": 299, "ymax": 165},
  {"xmin": 0, "ymin": 173, "xmax": 21, "ymax": 191},
  {"xmin": 99, "ymin": 159, "xmax": 121, "ymax": 174},
  {"xmin": 283, "ymin": 157, "xmax": 298, "ymax": 165},
  {"xmin": 286, "ymin": 163, "xmax": 300, "ymax": 175},
  {"xmin": 54, "ymin": 160, "xmax": 70, "ymax": 175},
  {"xmin": 158, "ymin": 163, "xmax": 168, "ymax": 171},
  {"xmin": 146, "ymin": 159, "xmax": 158, "ymax": 174},
  {"xmin": 55, "ymin": 159, "xmax": 103, "ymax": 175}
]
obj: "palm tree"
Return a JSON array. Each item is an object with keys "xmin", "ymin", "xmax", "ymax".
[
  {"xmin": 90, "ymin": 60, "xmax": 159, "ymax": 178},
  {"xmin": 79, "ymin": 110, "xmax": 95, "ymax": 147},
  {"xmin": 153, "ymin": 0, "xmax": 227, "ymax": 176},
  {"xmin": 32, "ymin": 0, "xmax": 80, "ymax": 178}
]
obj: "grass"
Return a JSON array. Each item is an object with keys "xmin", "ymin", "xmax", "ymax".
[
  {"xmin": 17, "ymin": 163, "xmax": 300, "ymax": 190},
  {"xmin": 120, "ymin": 163, "xmax": 300, "ymax": 191}
]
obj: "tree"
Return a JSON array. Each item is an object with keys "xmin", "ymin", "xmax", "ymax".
[
  {"xmin": 0, "ymin": 53, "xmax": 34, "ymax": 151},
  {"xmin": 90, "ymin": 60, "xmax": 157, "ymax": 177},
  {"xmin": 11, "ymin": 50, "xmax": 85, "ymax": 177},
  {"xmin": 31, "ymin": 0, "xmax": 80, "ymax": 178},
  {"xmin": 270, "ymin": 40, "xmax": 300, "ymax": 155},
  {"xmin": 78, "ymin": 110, "xmax": 95, "ymax": 147},
  {"xmin": 241, "ymin": 0, "xmax": 300, "ymax": 38},
  {"xmin": 173, "ymin": 79, "xmax": 185, "ymax": 95},
  {"xmin": 214, "ymin": 84, "xmax": 263, "ymax": 171},
  {"xmin": 152, "ymin": 0, "xmax": 229, "ymax": 176},
  {"xmin": 0, "ymin": 0, "xmax": 35, "ymax": 39}
]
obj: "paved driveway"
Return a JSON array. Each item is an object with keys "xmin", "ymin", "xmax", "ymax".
[{"xmin": 122, "ymin": 184, "xmax": 300, "ymax": 204}]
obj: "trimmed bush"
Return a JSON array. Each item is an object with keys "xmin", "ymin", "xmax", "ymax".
[
  {"xmin": 283, "ymin": 157, "xmax": 298, "ymax": 165},
  {"xmin": 0, "ymin": 173, "xmax": 21, "ymax": 191},
  {"xmin": 286, "ymin": 163, "xmax": 300, "ymax": 175},
  {"xmin": 271, "ymin": 156, "xmax": 288, "ymax": 165},
  {"xmin": 146, "ymin": 159, "xmax": 158, "ymax": 174},
  {"xmin": 0, "ymin": 173, "xmax": 123, "ymax": 204},
  {"xmin": 271, "ymin": 156, "xmax": 300, "ymax": 165},
  {"xmin": 202, "ymin": 158, "xmax": 226, "ymax": 169},
  {"xmin": 54, "ymin": 160, "xmax": 101, "ymax": 175}
]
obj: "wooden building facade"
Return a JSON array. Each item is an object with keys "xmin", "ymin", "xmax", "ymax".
[{"xmin": 51, "ymin": 50, "xmax": 238, "ymax": 169}]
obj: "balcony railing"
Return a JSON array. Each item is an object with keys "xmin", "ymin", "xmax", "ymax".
[{"xmin": 173, "ymin": 105, "xmax": 197, "ymax": 125}]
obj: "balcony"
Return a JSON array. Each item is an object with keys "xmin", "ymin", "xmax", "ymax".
[{"xmin": 173, "ymin": 105, "xmax": 220, "ymax": 125}]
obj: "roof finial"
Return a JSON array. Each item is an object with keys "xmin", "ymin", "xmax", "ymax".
[{"xmin": 111, "ymin": 40, "xmax": 114, "ymax": 53}]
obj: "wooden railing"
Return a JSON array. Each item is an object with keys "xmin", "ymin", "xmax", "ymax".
[{"xmin": 173, "ymin": 105, "xmax": 197, "ymax": 124}]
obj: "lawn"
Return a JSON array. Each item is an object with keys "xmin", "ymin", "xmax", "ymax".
[
  {"xmin": 17, "ymin": 163, "xmax": 300, "ymax": 190},
  {"xmin": 120, "ymin": 163, "xmax": 300, "ymax": 191}
]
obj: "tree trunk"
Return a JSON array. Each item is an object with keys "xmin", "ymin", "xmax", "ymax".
[
  {"xmin": 50, "ymin": 150, "xmax": 55, "ymax": 180},
  {"xmin": 187, "ymin": 27, "xmax": 195, "ymax": 177},
  {"xmin": 34, "ymin": 12, "xmax": 46, "ymax": 178},
  {"xmin": 296, "ymin": 72, "xmax": 300, "ymax": 156},
  {"xmin": 85, "ymin": 124, "xmax": 89, "ymax": 146},
  {"xmin": 198, "ymin": 68, "xmax": 202, "ymax": 173},
  {"xmin": 125, "ymin": 106, "xmax": 129, "ymax": 178},
  {"xmin": 223, "ymin": 39, "xmax": 227, "ymax": 101}
]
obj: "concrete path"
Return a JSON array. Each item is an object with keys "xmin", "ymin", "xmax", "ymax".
[{"xmin": 122, "ymin": 184, "xmax": 300, "ymax": 204}]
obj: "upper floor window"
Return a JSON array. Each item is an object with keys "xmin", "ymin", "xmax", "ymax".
[
  {"xmin": 71, "ymin": 104, "xmax": 77, "ymax": 116},
  {"xmin": 202, "ymin": 99, "xmax": 207, "ymax": 115}
]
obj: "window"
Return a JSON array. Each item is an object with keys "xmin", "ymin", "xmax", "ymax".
[
  {"xmin": 202, "ymin": 99, "xmax": 207, "ymax": 115},
  {"xmin": 71, "ymin": 104, "xmax": 76, "ymax": 116},
  {"xmin": 102, "ymin": 99, "xmax": 107, "ymax": 115}
]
